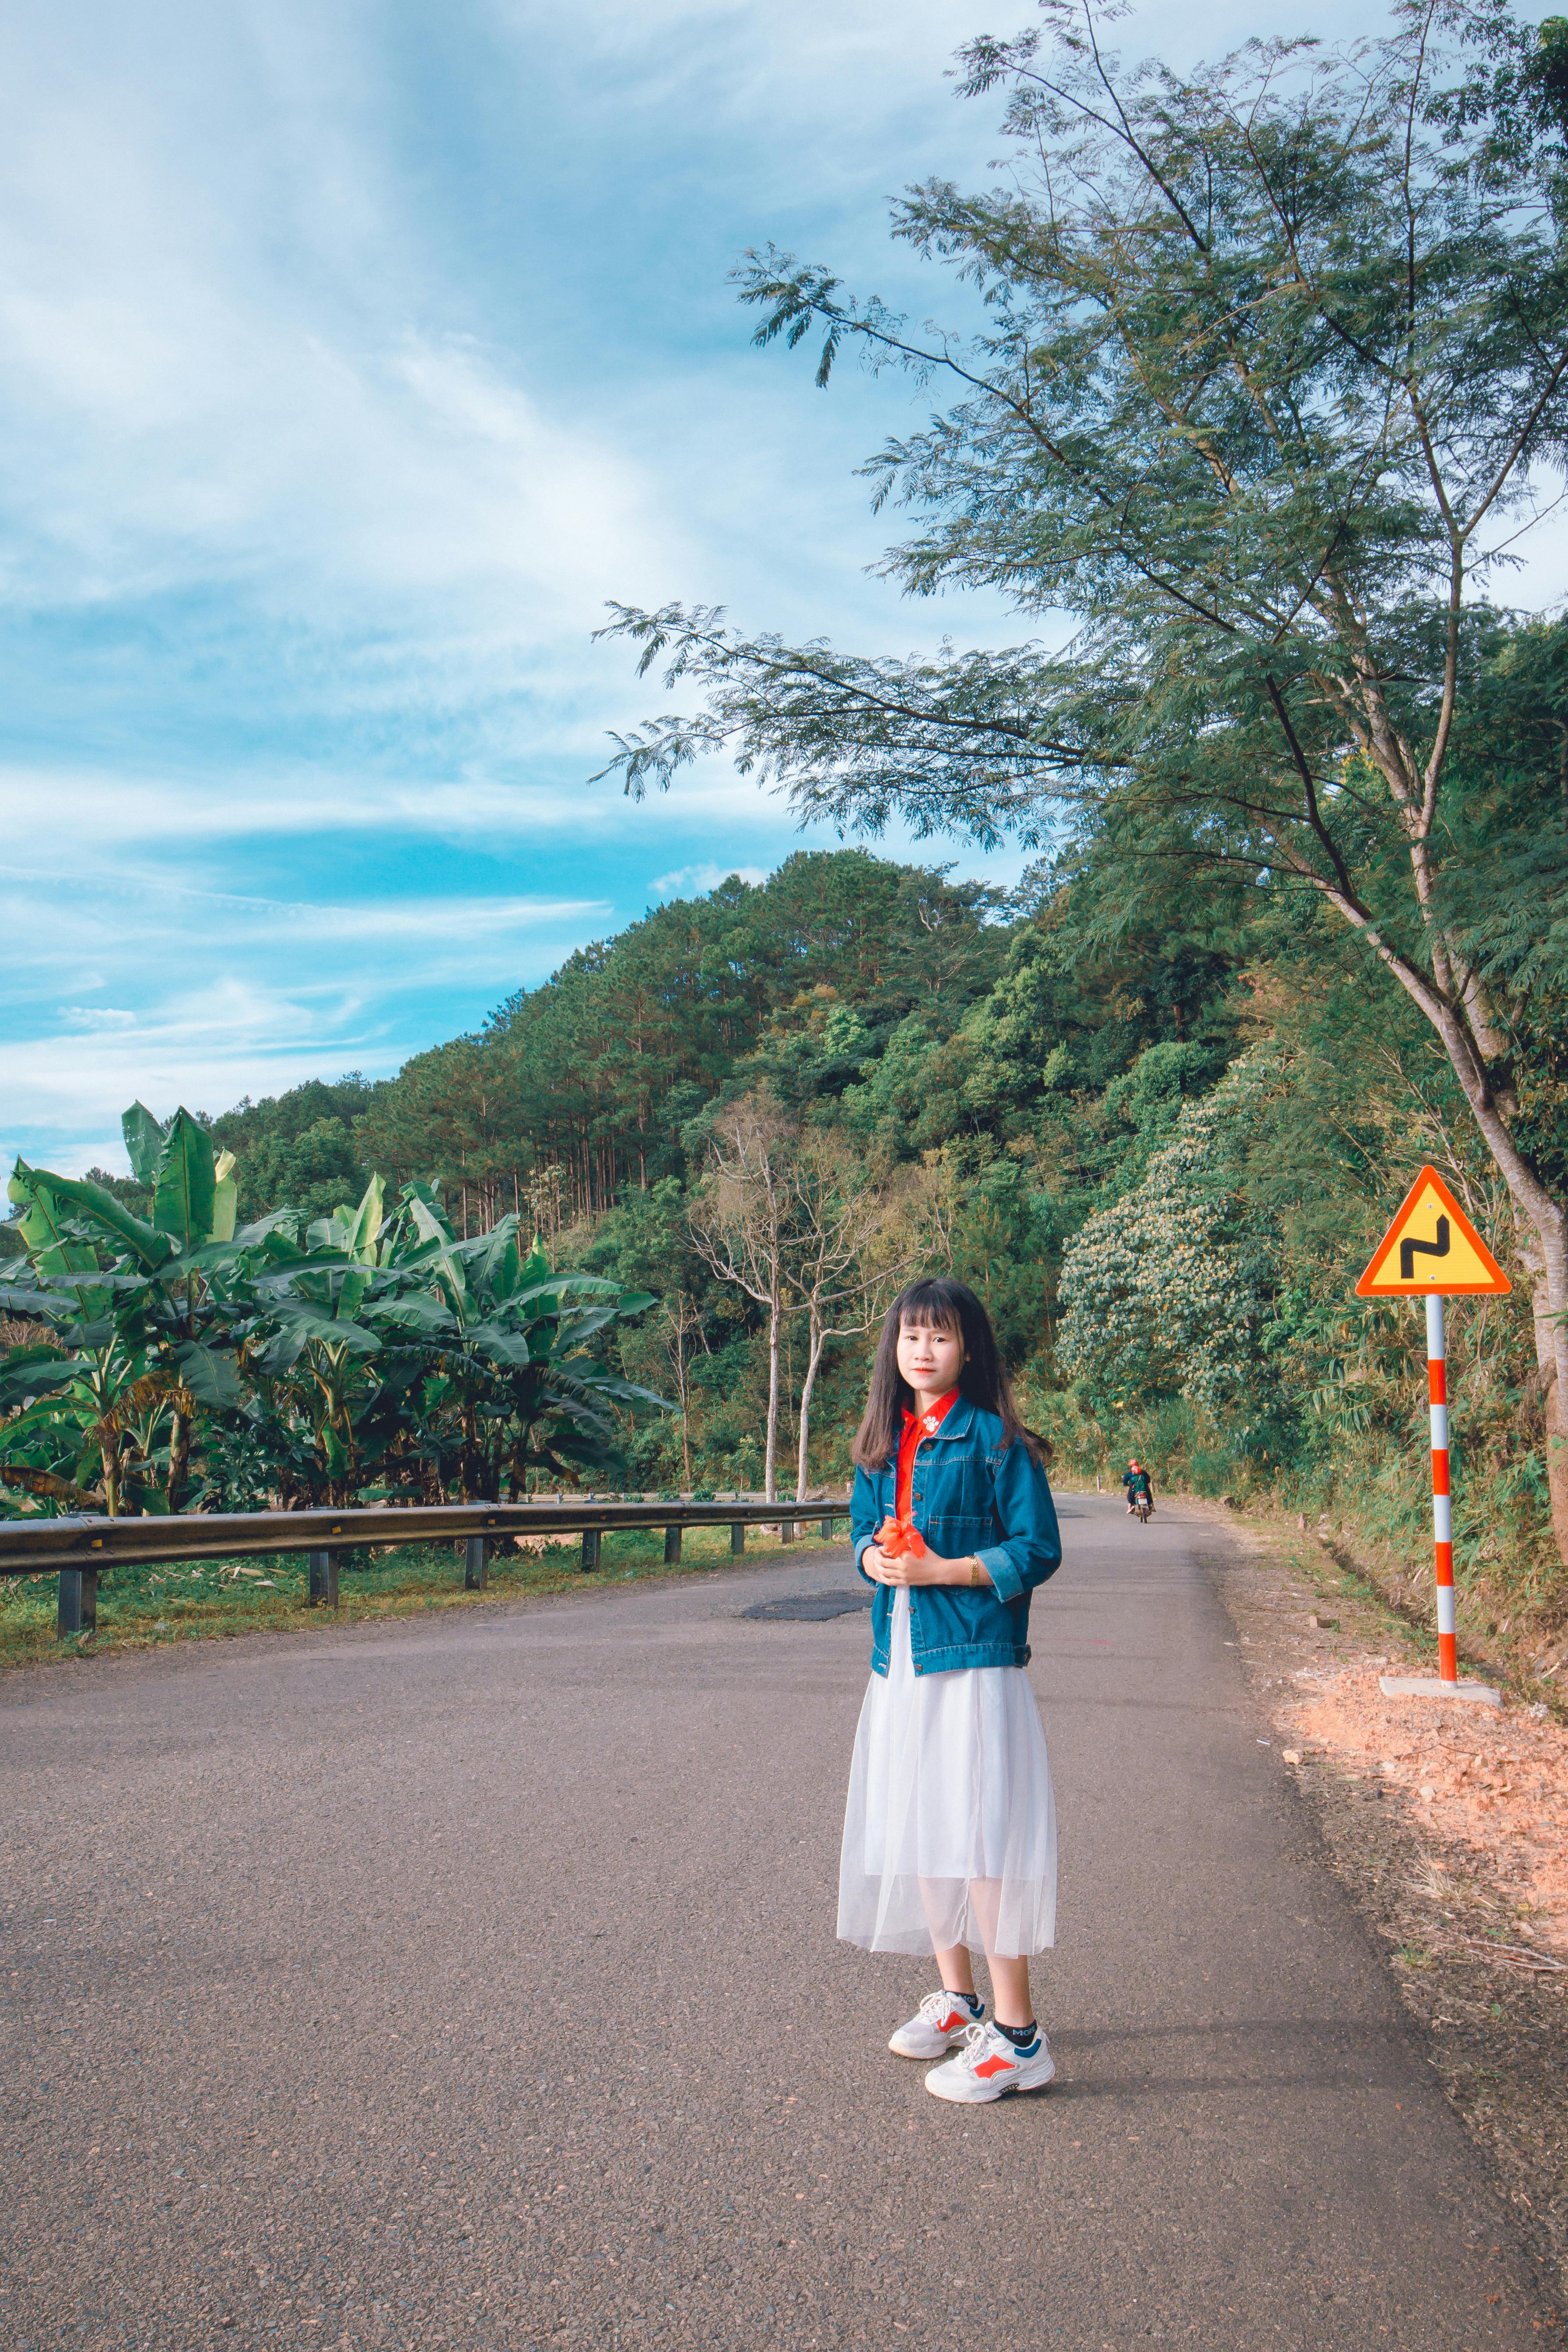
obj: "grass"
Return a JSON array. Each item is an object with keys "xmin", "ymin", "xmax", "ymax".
[{"xmin": 0, "ymin": 1520, "xmax": 849, "ymax": 1669}]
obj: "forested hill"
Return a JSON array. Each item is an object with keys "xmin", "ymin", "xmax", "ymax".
[
  {"xmin": 189, "ymin": 838, "xmax": 1560, "ymax": 1650},
  {"xmin": 208, "ymin": 842, "xmax": 1237, "ymax": 1273},
  {"xmin": 207, "ymin": 854, "xmax": 1008, "ymax": 1226}
]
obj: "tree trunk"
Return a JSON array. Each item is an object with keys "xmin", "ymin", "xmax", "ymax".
[
  {"xmin": 674, "ymin": 1320, "xmax": 693, "ymax": 1488},
  {"xmin": 1525, "ymin": 1215, "xmax": 1568, "ymax": 1566},
  {"xmin": 1408, "ymin": 998, "xmax": 1568, "ymax": 1570},
  {"xmin": 1545, "ymin": 1370, "xmax": 1568, "ymax": 1564},
  {"xmin": 100, "ymin": 1436, "xmax": 120, "ymax": 1518},
  {"xmin": 796, "ymin": 1317, "xmax": 828, "ymax": 1501},
  {"xmin": 764, "ymin": 1280, "xmax": 782, "ymax": 1503},
  {"xmin": 166, "ymin": 1410, "xmax": 190, "ymax": 1514}
]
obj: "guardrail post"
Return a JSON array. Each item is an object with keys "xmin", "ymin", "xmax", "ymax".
[
  {"xmin": 664, "ymin": 1525, "xmax": 681, "ymax": 1565},
  {"xmin": 307, "ymin": 1549, "xmax": 338, "ymax": 1608},
  {"xmin": 780, "ymin": 1517, "xmax": 794, "ymax": 1544},
  {"xmin": 820, "ymin": 1513, "xmax": 832, "ymax": 1539},
  {"xmin": 580, "ymin": 1528, "xmax": 601, "ymax": 1573},
  {"xmin": 730, "ymin": 1521, "xmax": 745, "ymax": 1556},
  {"xmin": 57, "ymin": 1567, "xmax": 96, "ymax": 1637},
  {"xmin": 464, "ymin": 1535, "xmax": 487, "ymax": 1592}
]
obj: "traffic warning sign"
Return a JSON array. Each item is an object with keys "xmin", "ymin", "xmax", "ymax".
[{"xmin": 1355, "ymin": 1165, "xmax": 1511, "ymax": 1297}]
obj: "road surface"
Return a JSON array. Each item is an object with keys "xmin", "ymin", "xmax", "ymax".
[{"xmin": 0, "ymin": 1498, "xmax": 1552, "ymax": 2348}]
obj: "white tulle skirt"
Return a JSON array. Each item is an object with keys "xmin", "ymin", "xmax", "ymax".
[{"xmin": 837, "ymin": 1589, "xmax": 1057, "ymax": 1959}]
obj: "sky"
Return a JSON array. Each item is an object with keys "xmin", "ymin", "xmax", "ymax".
[{"xmin": 1, "ymin": 0, "xmax": 1557, "ymax": 1179}]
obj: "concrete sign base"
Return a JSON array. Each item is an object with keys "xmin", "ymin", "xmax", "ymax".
[{"xmin": 1379, "ymin": 1673, "xmax": 1501, "ymax": 1706}]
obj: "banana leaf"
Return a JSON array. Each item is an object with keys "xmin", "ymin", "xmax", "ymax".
[
  {"xmin": 263, "ymin": 1305, "xmax": 380, "ymax": 1355},
  {"xmin": 172, "ymin": 1342, "xmax": 245, "ymax": 1409},
  {"xmin": 211, "ymin": 1150, "xmax": 238, "ymax": 1245},
  {"xmin": 0, "ymin": 1349, "xmax": 81, "ymax": 1410},
  {"xmin": 341, "ymin": 1173, "xmax": 385, "ymax": 1267},
  {"xmin": 0, "ymin": 1279, "xmax": 84, "ymax": 1319},
  {"xmin": 408, "ymin": 1196, "xmax": 467, "ymax": 1313},
  {"xmin": 15, "ymin": 1163, "xmax": 173, "ymax": 1271},
  {"xmin": 7, "ymin": 1167, "xmax": 104, "ymax": 1284},
  {"xmin": 232, "ymin": 1208, "xmax": 303, "ymax": 1251},
  {"xmin": 122, "ymin": 1101, "xmax": 166, "ymax": 1188},
  {"xmin": 371, "ymin": 1293, "xmax": 455, "ymax": 1332},
  {"xmin": 510, "ymin": 1274, "xmax": 626, "ymax": 1310},
  {"xmin": 550, "ymin": 1366, "xmax": 672, "ymax": 1411},
  {"xmin": 152, "ymin": 1108, "xmax": 217, "ymax": 1254},
  {"xmin": 457, "ymin": 1215, "xmax": 523, "ymax": 1296}
]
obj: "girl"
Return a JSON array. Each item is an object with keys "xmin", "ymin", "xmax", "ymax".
[{"xmin": 839, "ymin": 1276, "xmax": 1061, "ymax": 2103}]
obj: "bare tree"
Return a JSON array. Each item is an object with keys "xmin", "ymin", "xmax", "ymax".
[
  {"xmin": 658, "ymin": 1289, "xmax": 706, "ymax": 1489},
  {"xmin": 784, "ymin": 1139, "xmax": 916, "ymax": 1500},
  {"xmin": 522, "ymin": 1163, "xmax": 565, "ymax": 1247},
  {"xmin": 689, "ymin": 1097, "xmax": 792, "ymax": 1500}
]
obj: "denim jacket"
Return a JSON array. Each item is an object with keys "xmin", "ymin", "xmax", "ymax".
[{"xmin": 851, "ymin": 1395, "xmax": 1061, "ymax": 1676}]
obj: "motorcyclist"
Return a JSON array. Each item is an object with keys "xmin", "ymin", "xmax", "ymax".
[{"xmin": 1122, "ymin": 1460, "xmax": 1154, "ymax": 1514}]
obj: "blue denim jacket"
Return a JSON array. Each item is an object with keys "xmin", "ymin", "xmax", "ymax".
[{"xmin": 851, "ymin": 1395, "xmax": 1061, "ymax": 1676}]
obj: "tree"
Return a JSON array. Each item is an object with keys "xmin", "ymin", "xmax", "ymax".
[
  {"xmin": 3, "ymin": 1107, "xmax": 665, "ymax": 1517},
  {"xmin": 688, "ymin": 1095, "xmax": 794, "ymax": 1499},
  {"xmin": 598, "ymin": 0, "xmax": 1568, "ymax": 1560},
  {"xmin": 1059, "ymin": 1052, "xmax": 1282, "ymax": 1418},
  {"xmin": 4, "ymin": 1104, "xmax": 243, "ymax": 1514},
  {"xmin": 213, "ymin": 1077, "xmax": 383, "ymax": 1222},
  {"xmin": 782, "ymin": 1135, "xmax": 914, "ymax": 1499},
  {"xmin": 658, "ymin": 1288, "xmax": 707, "ymax": 1490}
]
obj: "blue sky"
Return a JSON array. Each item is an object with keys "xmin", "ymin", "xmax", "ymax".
[{"xmin": 3, "ymin": 0, "xmax": 1557, "ymax": 1178}]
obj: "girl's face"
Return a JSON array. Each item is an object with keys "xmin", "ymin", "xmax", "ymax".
[{"xmin": 896, "ymin": 1315, "xmax": 965, "ymax": 1403}]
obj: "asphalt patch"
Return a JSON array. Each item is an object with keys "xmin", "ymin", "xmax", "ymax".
[{"xmin": 740, "ymin": 1588, "xmax": 872, "ymax": 1621}]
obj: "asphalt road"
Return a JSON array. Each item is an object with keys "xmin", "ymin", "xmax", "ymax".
[{"xmin": 0, "ymin": 1498, "xmax": 1553, "ymax": 2351}]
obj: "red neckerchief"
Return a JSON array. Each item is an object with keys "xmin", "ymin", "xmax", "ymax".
[{"xmin": 896, "ymin": 1387, "xmax": 960, "ymax": 1523}]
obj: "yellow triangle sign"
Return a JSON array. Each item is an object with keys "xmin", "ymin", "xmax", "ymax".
[{"xmin": 1356, "ymin": 1165, "xmax": 1511, "ymax": 1297}]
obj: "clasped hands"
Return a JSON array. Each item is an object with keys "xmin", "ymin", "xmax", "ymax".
[{"xmin": 860, "ymin": 1515, "xmax": 969, "ymax": 1588}]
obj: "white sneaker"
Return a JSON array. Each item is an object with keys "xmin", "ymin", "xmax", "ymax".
[
  {"xmin": 888, "ymin": 1989, "xmax": 985, "ymax": 2059},
  {"xmin": 924, "ymin": 2019, "xmax": 1056, "ymax": 2102}
]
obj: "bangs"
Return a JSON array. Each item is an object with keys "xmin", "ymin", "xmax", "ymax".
[{"xmin": 895, "ymin": 1279, "xmax": 965, "ymax": 1333}]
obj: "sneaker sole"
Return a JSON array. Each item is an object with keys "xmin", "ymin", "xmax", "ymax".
[
  {"xmin": 888, "ymin": 2034, "xmax": 967, "ymax": 2060},
  {"xmin": 925, "ymin": 2055, "xmax": 1056, "ymax": 2104}
]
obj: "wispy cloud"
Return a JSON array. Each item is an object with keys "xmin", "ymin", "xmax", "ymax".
[
  {"xmin": 0, "ymin": 878, "xmax": 619, "ymax": 1175},
  {"xmin": 0, "ymin": 0, "xmax": 1397, "ymax": 1188},
  {"xmin": 2, "ymin": 972, "xmax": 404, "ymax": 1154},
  {"xmin": 0, "ymin": 756, "xmax": 811, "ymax": 850},
  {"xmin": 1, "ymin": 874, "xmax": 608, "ymax": 979}
]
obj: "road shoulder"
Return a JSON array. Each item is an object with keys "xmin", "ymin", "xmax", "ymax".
[{"xmin": 1205, "ymin": 1500, "xmax": 1568, "ymax": 2326}]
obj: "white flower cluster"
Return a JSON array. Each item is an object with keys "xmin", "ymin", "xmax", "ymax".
[{"xmin": 1058, "ymin": 1051, "xmax": 1279, "ymax": 1413}]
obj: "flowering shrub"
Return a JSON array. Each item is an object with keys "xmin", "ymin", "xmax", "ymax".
[{"xmin": 1058, "ymin": 1052, "xmax": 1281, "ymax": 1415}]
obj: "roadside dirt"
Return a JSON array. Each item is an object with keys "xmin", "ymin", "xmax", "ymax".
[{"xmin": 1203, "ymin": 1501, "xmax": 1568, "ymax": 2321}]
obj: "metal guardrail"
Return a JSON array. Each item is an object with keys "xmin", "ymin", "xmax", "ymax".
[{"xmin": 0, "ymin": 1495, "xmax": 852, "ymax": 1635}]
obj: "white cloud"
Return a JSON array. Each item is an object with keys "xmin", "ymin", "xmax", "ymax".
[
  {"xmin": 0, "ymin": 0, "xmax": 1417, "ymax": 1196},
  {"xmin": 0, "ymin": 752, "xmax": 812, "ymax": 856},
  {"xmin": 1, "ymin": 874, "xmax": 608, "ymax": 970},
  {"xmin": 0, "ymin": 974, "xmax": 392, "ymax": 1146},
  {"xmin": 0, "ymin": 12, "xmax": 690, "ymax": 652}
]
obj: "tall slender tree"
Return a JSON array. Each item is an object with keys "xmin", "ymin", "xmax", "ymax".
[
  {"xmin": 688, "ymin": 1096, "xmax": 794, "ymax": 1500},
  {"xmin": 599, "ymin": 0, "xmax": 1568, "ymax": 1559}
]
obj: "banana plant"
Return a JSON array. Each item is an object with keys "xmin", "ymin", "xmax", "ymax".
[
  {"xmin": 374, "ymin": 1187, "xmax": 666, "ymax": 1501},
  {"xmin": 230, "ymin": 1175, "xmax": 405, "ymax": 1506},
  {"xmin": 2, "ymin": 1118, "xmax": 671, "ymax": 1519},
  {"xmin": 3, "ymin": 1103, "xmax": 244, "ymax": 1512}
]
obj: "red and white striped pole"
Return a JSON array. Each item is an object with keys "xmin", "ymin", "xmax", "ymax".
[{"xmin": 1426, "ymin": 1292, "xmax": 1458, "ymax": 1684}]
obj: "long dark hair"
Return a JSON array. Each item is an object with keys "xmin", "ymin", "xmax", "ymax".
[{"xmin": 851, "ymin": 1275, "xmax": 1039, "ymax": 1469}]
